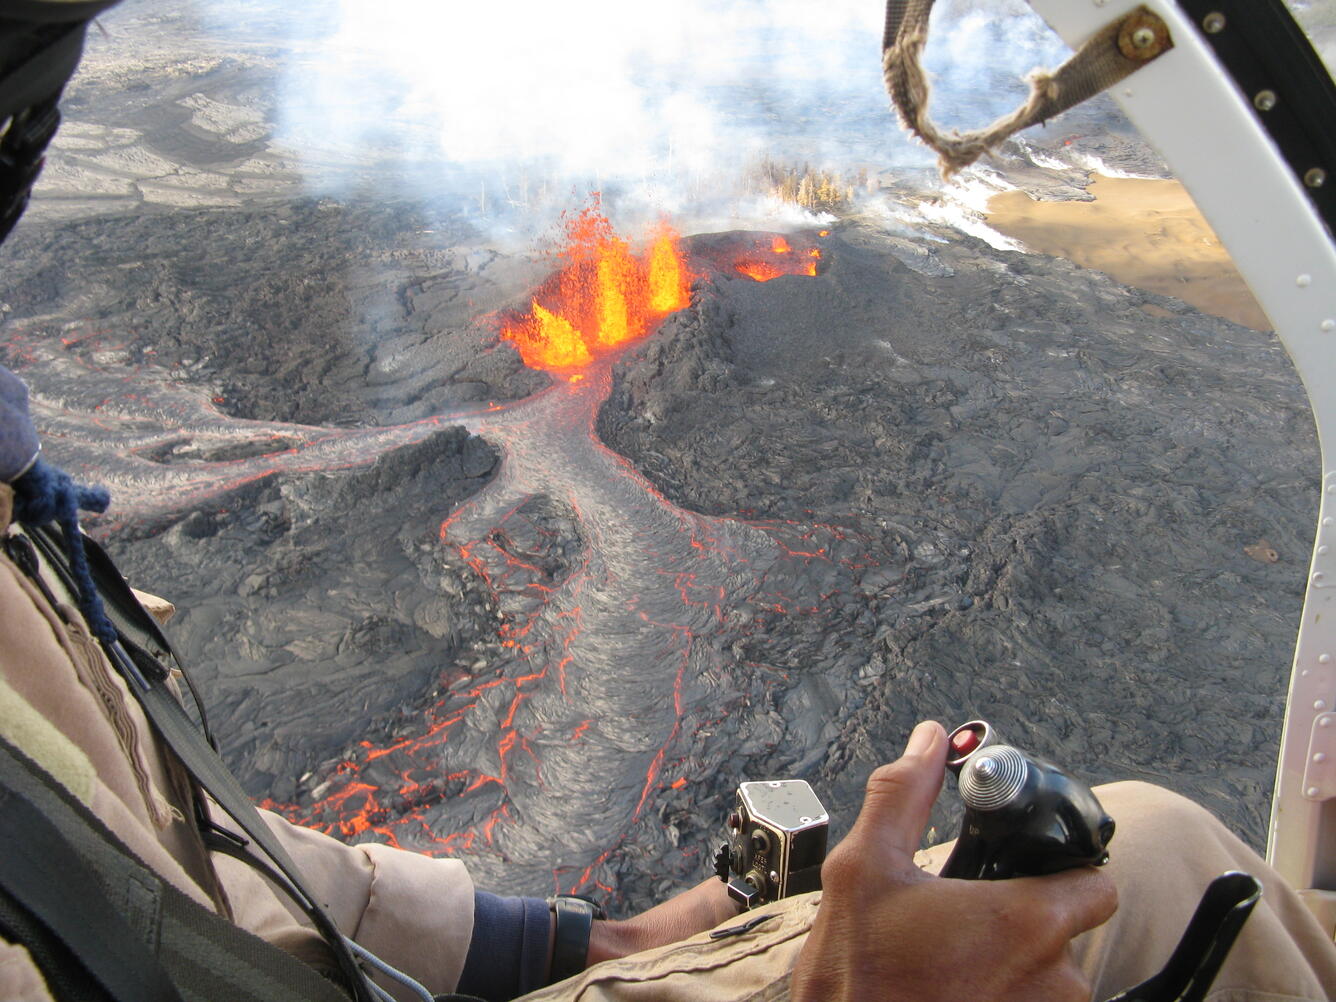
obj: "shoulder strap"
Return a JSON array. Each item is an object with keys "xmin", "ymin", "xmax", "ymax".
[
  {"xmin": 25, "ymin": 525, "xmax": 380, "ymax": 1002},
  {"xmin": 0, "ymin": 735, "xmax": 351, "ymax": 1002}
]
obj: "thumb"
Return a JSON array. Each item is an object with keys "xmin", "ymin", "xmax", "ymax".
[{"xmin": 850, "ymin": 720, "xmax": 948, "ymax": 858}]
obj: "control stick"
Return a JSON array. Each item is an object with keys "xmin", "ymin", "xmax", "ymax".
[{"xmin": 940, "ymin": 720, "xmax": 1115, "ymax": 879}]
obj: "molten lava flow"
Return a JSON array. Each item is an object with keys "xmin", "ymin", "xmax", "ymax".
[
  {"xmin": 736, "ymin": 261, "xmax": 787, "ymax": 282},
  {"xmin": 596, "ymin": 238, "xmax": 638, "ymax": 349},
  {"xmin": 502, "ymin": 205, "xmax": 692, "ymax": 372},
  {"xmin": 734, "ymin": 233, "xmax": 823, "ymax": 282}
]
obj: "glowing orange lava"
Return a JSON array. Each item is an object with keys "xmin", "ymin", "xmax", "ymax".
[
  {"xmin": 502, "ymin": 205, "xmax": 692, "ymax": 372},
  {"xmin": 734, "ymin": 234, "xmax": 823, "ymax": 282},
  {"xmin": 736, "ymin": 260, "xmax": 787, "ymax": 282},
  {"xmin": 648, "ymin": 224, "xmax": 690, "ymax": 313}
]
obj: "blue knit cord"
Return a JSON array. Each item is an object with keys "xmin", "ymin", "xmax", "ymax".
[{"xmin": 11, "ymin": 457, "xmax": 116, "ymax": 644}]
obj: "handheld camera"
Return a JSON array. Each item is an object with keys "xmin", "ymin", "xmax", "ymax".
[{"xmin": 714, "ymin": 779, "xmax": 828, "ymax": 909}]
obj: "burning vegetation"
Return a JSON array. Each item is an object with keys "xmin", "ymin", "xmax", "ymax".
[{"xmin": 752, "ymin": 158, "xmax": 868, "ymax": 213}]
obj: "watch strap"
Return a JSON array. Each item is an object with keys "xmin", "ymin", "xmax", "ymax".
[{"xmin": 547, "ymin": 895, "xmax": 600, "ymax": 984}]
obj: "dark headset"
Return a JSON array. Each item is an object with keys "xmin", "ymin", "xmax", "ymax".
[{"xmin": 0, "ymin": 1, "xmax": 122, "ymax": 243}]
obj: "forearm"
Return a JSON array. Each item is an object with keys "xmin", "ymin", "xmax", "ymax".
[{"xmin": 587, "ymin": 877, "xmax": 741, "ymax": 966}]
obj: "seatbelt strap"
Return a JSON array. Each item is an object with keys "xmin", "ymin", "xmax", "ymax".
[
  {"xmin": 0, "ymin": 777, "xmax": 182, "ymax": 1002},
  {"xmin": 25, "ymin": 524, "xmax": 379, "ymax": 1002},
  {"xmin": 0, "ymin": 735, "xmax": 352, "ymax": 1002}
]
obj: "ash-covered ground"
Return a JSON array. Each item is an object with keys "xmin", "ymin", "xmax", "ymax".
[{"xmin": 0, "ymin": 0, "xmax": 1322, "ymax": 913}]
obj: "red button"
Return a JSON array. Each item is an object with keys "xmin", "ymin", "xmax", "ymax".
[{"xmin": 950, "ymin": 728, "xmax": 981, "ymax": 757}]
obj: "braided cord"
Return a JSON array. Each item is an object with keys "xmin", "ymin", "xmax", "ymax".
[{"xmin": 11, "ymin": 458, "xmax": 116, "ymax": 643}]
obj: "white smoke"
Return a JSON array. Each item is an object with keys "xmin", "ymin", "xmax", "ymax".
[{"xmin": 192, "ymin": 0, "xmax": 1070, "ymax": 231}]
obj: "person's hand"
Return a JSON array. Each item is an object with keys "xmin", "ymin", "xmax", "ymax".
[
  {"xmin": 586, "ymin": 874, "xmax": 741, "ymax": 965},
  {"xmin": 790, "ymin": 720, "xmax": 1118, "ymax": 1002}
]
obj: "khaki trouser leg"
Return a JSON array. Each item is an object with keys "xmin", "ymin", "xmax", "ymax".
[
  {"xmin": 913, "ymin": 781, "xmax": 1336, "ymax": 1002},
  {"xmin": 1063, "ymin": 781, "xmax": 1334, "ymax": 1001},
  {"xmin": 521, "ymin": 782, "xmax": 1336, "ymax": 1001}
]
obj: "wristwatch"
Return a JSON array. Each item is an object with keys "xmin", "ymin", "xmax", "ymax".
[{"xmin": 546, "ymin": 895, "xmax": 606, "ymax": 984}]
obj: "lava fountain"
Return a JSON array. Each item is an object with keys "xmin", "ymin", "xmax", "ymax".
[{"xmin": 501, "ymin": 206, "xmax": 692, "ymax": 372}]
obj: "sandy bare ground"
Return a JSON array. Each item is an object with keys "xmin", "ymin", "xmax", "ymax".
[{"xmin": 987, "ymin": 175, "xmax": 1270, "ymax": 332}]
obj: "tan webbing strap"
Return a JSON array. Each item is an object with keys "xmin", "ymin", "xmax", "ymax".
[{"xmin": 882, "ymin": 1, "xmax": 1173, "ymax": 177}]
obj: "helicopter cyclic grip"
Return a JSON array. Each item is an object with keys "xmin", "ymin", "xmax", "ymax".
[
  {"xmin": 941, "ymin": 721, "xmax": 1263, "ymax": 1002},
  {"xmin": 940, "ymin": 720, "xmax": 1116, "ymax": 880}
]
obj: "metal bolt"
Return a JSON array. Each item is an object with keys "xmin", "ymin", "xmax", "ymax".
[
  {"xmin": 1319, "ymin": 700, "xmax": 1330, "ymax": 711},
  {"xmin": 1317, "ymin": 752, "xmax": 1328, "ymax": 763},
  {"xmin": 1117, "ymin": 12, "xmax": 1168, "ymax": 61},
  {"xmin": 1254, "ymin": 90, "xmax": 1278, "ymax": 112},
  {"xmin": 1203, "ymin": 12, "xmax": 1226, "ymax": 34},
  {"xmin": 1308, "ymin": 786, "xmax": 1321, "ymax": 797},
  {"xmin": 1306, "ymin": 167, "xmax": 1328, "ymax": 189},
  {"xmin": 1324, "ymin": 322, "xmax": 1336, "ymax": 334}
]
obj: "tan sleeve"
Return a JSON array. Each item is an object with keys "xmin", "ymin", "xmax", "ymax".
[
  {"xmin": 0, "ymin": 941, "xmax": 57, "ymax": 1002},
  {"xmin": 129, "ymin": 587, "xmax": 175, "ymax": 626},
  {"xmin": 219, "ymin": 808, "xmax": 476, "ymax": 998}
]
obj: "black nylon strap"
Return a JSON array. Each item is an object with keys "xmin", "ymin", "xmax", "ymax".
[
  {"xmin": 0, "ymin": 784, "xmax": 181, "ymax": 1002},
  {"xmin": 32, "ymin": 524, "xmax": 214, "ymax": 747},
  {"xmin": 22, "ymin": 526, "xmax": 377, "ymax": 1002},
  {"xmin": 130, "ymin": 651, "xmax": 375, "ymax": 1002},
  {"xmin": 0, "ymin": 736, "xmax": 353, "ymax": 1002}
]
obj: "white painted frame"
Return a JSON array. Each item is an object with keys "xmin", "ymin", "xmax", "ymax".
[{"xmin": 1023, "ymin": 0, "xmax": 1336, "ymax": 925}]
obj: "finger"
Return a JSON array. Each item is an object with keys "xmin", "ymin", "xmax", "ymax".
[
  {"xmin": 1012, "ymin": 866, "xmax": 1119, "ymax": 941},
  {"xmin": 851, "ymin": 720, "xmax": 948, "ymax": 856}
]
